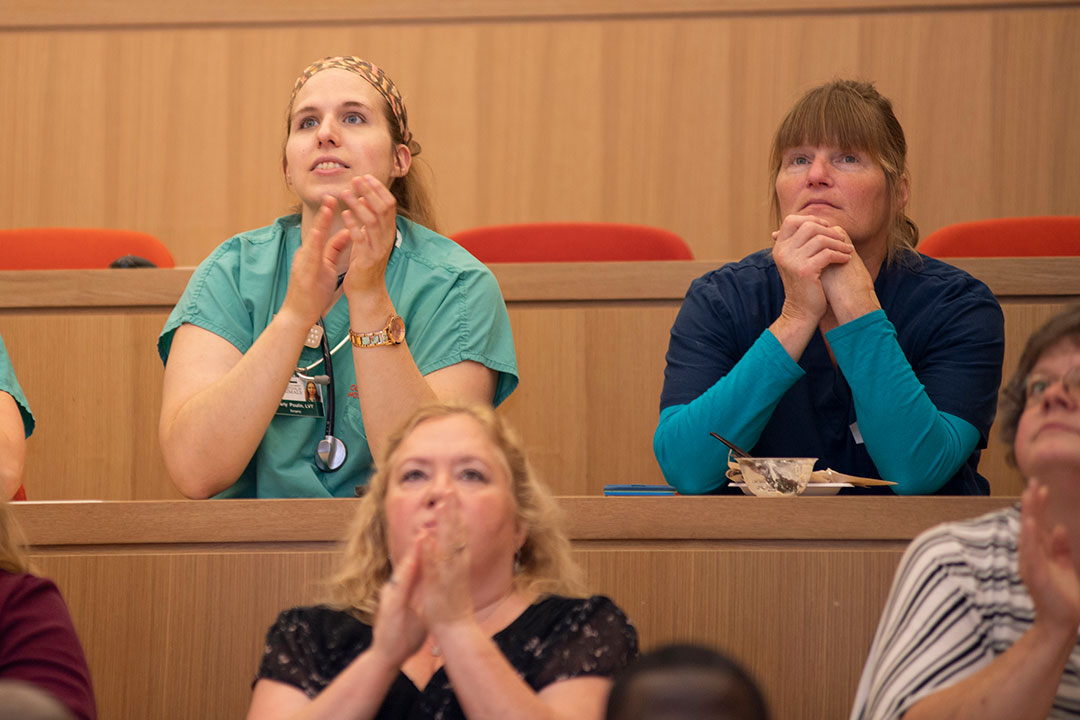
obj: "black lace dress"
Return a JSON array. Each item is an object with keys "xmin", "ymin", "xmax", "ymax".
[{"xmin": 255, "ymin": 594, "xmax": 638, "ymax": 718}]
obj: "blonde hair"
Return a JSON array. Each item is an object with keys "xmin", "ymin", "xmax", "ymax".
[
  {"xmin": 326, "ymin": 403, "xmax": 585, "ymax": 622},
  {"xmin": 0, "ymin": 499, "xmax": 31, "ymax": 575},
  {"xmin": 769, "ymin": 79, "xmax": 917, "ymax": 264}
]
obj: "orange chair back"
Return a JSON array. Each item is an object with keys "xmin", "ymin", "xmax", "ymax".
[
  {"xmin": 919, "ymin": 216, "xmax": 1080, "ymax": 258},
  {"xmin": 0, "ymin": 227, "xmax": 175, "ymax": 269},
  {"xmin": 450, "ymin": 222, "xmax": 693, "ymax": 263}
]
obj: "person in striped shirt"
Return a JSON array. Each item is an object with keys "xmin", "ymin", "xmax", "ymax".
[{"xmin": 851, "ymin": 304, "xmax": 1080, "ymax": 720}]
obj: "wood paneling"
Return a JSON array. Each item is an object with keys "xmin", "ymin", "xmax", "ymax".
[
  {"xmin": 2, "ymin": 257, "xmax": 1079, "ymax": 308},
  {"xmin": 13, "ymin": 496, "xmax": 1012, "ymax": 543},
  {"xmin": 12, "ymin": 497, "xmax": 1013, "ymax": 720},
  {"xmin": 1, "ymin": 4, "xmax": 1078, "ymax": 266},
  {"xmin": 0, "ymin": 259, "xmax": 1075, "ymax": 500},
  {"xmin": 2, "ymin": 0, "xmax": 1072, "ymax": 28},
  {"xmin": 0, "ymin": 309, "xmax": 178, "ymax": 500}
]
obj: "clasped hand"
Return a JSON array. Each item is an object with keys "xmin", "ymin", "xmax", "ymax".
[
  {"xmin": 282, "ymin": 174, "xmax": 399, "ymax": 326},
  {"xmin": 772, "ymin": 214, "xmax": 876, "ymax": 327},
  {"xmin": 371, "ymin": 494, "xmax": 476, "ymax": 669}
]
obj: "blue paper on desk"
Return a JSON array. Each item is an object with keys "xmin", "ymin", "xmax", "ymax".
[{"xmin": 603, "ymin": 484, "xmax": 677, "ymax": 496}]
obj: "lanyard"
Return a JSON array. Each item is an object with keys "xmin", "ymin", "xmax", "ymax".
[{"xmin": 295, "ymin": 270, "xmax": 350, "ymax": 375}]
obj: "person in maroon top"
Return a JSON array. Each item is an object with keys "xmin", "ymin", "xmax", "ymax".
[{"xmin": 0, "ymin": 500, "xmax": 96, "ymax": 720}]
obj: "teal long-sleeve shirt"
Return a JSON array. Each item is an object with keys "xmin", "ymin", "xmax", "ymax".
[{"xmin": 654, "ymin": 311, "xmax": 980, "ymax": 495}]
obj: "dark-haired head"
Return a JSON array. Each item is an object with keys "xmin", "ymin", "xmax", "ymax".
[{"xmin": 606, "ymin": 644, "xmax": 770, "ymax": 720}]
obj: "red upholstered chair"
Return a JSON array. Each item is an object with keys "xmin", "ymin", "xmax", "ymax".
[
  {"xmin": 0, "ymin": 227, "xmax": 175, "ymax": 269},
  {"xmin": 450, "ymin": 222, "xmax": 693, "ymax": 262},
  {"xmin": 919, "ymin": 216, "xmax": 1080, "ymax": 257},
  {"xmin": 11, "ymin": 485, "xmax": 26, "ymax": 501}
]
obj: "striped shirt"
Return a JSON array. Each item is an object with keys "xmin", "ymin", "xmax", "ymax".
[{"xmin": 850, "ymin": 506, "xmax": 1080, "ymax": 719}]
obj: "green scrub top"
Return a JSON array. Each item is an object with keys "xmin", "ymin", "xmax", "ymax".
[
  {"xmin": 159, "ymin": 214, "xmax": 519, "ymax": 498},
  {"xmin": 0, "ymin": 331, "xmax": 34, "ymax": 437}
]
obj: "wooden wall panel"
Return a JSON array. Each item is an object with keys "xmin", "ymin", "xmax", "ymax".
[
  {"xmin": 4, "ymin": 0, "xmax": 1072, "ymax": 28},
  {"xmin": 39, "ymin": 552, "xmax": 339, "ymax": 720},
  {"xmin": 32, "ymin": 546, "xmax": 904, "ymax": 720},
  {"xmin": 501, "ymin": 303, "xmax": 677, "ymax": 495},
  {"xmin": 1, "ymin": 4, "xmax": 1078, "ymax": 266},
  {"xmin": 579, "ymin": 549, "xmax": 905, "ymax": 719},
  {"xmin": 0, "ymin": 309, "xmax": 180, "ymax": 500}
]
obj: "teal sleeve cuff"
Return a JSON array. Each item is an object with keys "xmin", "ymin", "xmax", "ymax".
[
  {"xmin": 654, "ymin": 330, "xmax": 804, "ymax": 494},
  {"xmin": 827, "ymin": 311, "xmax": 980, "ymax": 494}
]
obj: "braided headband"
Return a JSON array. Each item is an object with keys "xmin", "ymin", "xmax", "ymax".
[{"xmin": 289, "ymin": 56, "xmax": 415, "ymax": 152}]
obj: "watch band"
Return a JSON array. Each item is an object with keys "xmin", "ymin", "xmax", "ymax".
[{"xmin": 349, "ymin": 315, "xmax": 405, "ymax": 348}]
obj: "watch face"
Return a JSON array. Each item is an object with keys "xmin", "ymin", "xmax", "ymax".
[{"xmin": 388, "ymin": 315, "xmax": 405, "ymax": 343}]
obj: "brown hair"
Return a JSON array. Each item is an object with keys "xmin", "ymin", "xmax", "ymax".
[
  {"xmin": 0, "ymin": 499, "xmax": 31, "ymax": 575},
  {"xmin": 326, "ymin": 403, "xmax": 585, "ymax": 622},
  {"xmin": 769, "ymin": 79, "xmax": 917, "ymax": 263},
  {"xmin": 282, "ymin": 58, "xmax": 437, "ymax": 231},
  {"xmin": 999, "ymin": 304, "xmax": 1080, "ymax": 466}
]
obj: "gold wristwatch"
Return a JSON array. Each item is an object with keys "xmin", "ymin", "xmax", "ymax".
[{"xmin": 349, "ymin": 314, "xmax": 405, "ymax": 348}]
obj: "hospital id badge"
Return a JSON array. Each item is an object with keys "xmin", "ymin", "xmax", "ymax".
[{"xmin": 277, "ymin": 375, "xmax": 325, "ymax": 417}]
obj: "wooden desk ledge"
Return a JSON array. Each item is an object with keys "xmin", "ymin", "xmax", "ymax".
[
  {"xmin": 13, "ymin": 496, "xmax": 1016, "ymax": 547},
  {"xmin": 1, "ymin": 257, "xmax": 1078, "ymax": 308}
]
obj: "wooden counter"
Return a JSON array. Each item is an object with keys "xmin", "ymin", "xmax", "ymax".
[
  {"xmin": 1, "ymin": 258, "xmax": 1077, "ymax": 500},
  {"xmin": 13, "ymin": 496, "xmax": 1014, "ymax": 720}
]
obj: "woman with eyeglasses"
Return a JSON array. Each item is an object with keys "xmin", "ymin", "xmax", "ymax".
[
  {"xmin": 851, "ymin": 304, "xmax": 1080, "ymax": 719},
  {"xmin": 654, "ymin": 80, "xmax": 1004, "ymax": 495},
  {"xmin": 158, "ymin": 57, "xmax": 518, "ymax": 498}
]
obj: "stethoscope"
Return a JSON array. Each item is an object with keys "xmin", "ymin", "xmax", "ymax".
[
  {"xmin": 293, "ymin": 272, "xmax": 350, "ymax": 472},
  {"xmin": 279, "ymin": 228, "xmax": 403, "ymax": 473}
]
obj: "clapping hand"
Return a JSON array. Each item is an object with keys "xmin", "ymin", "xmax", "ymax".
[
  {"xmin": 371, "ymin": 493, "xmax": 475, "ymax": 667},
  {"xmin": 1019, "ymin": 479, "xmax": 1080, "ymax": 635},
  {"xmin": 281, "ymin": 197, "xmax": 352, "ymax": 326},
  {"xmin": 418, "ymin": 493, "xmax": 475, "ymax": 629},
  {"xmin": 337, "ymin": 174, "xmax": 399, "ymax": 300},
  {"xmin": 371, "ymin": 533, "xmax": 428, "ymax": 669}
]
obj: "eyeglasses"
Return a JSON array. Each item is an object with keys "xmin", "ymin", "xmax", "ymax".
[{"xmin": 1024, "ymin": 365, "xmax": 1080, "ymax": 406}]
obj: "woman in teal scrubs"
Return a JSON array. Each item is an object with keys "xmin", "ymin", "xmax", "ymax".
[{"xmin": 158, "ymin": 57, "xmax": 518, "ymax": 498}]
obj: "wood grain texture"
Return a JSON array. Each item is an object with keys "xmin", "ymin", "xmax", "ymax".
[
  {"xmin": 0, "ymin": 260, "xmax": 1075, "ymax": 500},
  {"xmin": 3, "ymin": 1, "xmax": 1072, "ymax": 28},
  {"xmin": 0, "ymin": 5, "xmax": 1077, "ymax": 266},
  {"xmin": 0, "ymin": 269, "xmax": 189, "ymax": 309},
  {"xmin": 578, "ymin": 549, "xmax": 906, "ymax": 719},
  {"xmin": 3, "ymin": 256, "xmax": 1080, "ymax": 307},
  {"xmin": 13, "ymin": 497, "xmax": 1012, "ymax": 544},
  {"xmin": 0, "ymin": 309, "xmax": 179, "ymax": 500},
  {"xmin": 11, "ymin": 498, "xmax": 1014, "ymax": 720}
]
